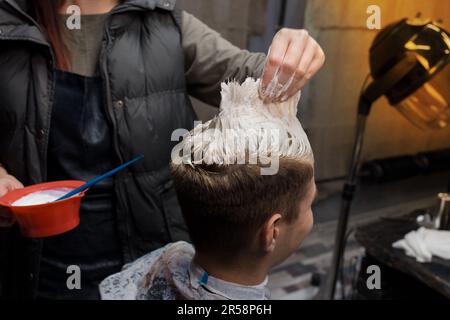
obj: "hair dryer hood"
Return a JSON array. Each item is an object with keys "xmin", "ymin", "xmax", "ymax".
[{"xmin": 369, "ymin": 18, "xmax": 450, "ymax": 129}]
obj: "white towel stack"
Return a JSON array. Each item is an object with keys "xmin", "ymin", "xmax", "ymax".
[{"xmin": 392, "ymin": 227, "xmax": 450, "ymax": 263}]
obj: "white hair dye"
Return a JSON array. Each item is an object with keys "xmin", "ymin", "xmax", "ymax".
[{"xmin": 171, "ymin": 77, "xmax": 313, "ymax": 175}]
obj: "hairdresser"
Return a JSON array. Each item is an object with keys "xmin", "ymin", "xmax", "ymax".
[{"xmin": 0, "ymin": 0, "xmax": 325, "ymax": 299}]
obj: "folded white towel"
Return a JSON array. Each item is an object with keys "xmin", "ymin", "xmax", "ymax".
[{"xmin": 392, "ymin": 227, "xmax": 450, "ymax": 263}]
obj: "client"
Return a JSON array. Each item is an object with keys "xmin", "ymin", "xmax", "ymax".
[{"xmin": 99, "ymin": 78, "xmax": 316, "ymax": 300}]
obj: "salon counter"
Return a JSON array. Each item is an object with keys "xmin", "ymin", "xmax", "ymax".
[{"xmin": 354, "ymin": 210, "xmax": 450, "ymax": 299}]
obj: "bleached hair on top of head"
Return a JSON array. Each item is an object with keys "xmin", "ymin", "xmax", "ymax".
[{"xmin": 173, "ymin": 77, "xmax": 313, "ymax": 167}]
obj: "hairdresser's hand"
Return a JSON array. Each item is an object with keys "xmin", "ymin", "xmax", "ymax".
[
  {"xmin": 0, "ymin": 174, "xmax": 23, "ymax": 227},
  {"xmin": 260, "ymin": 28, "xmax": 325, "ymax": 102}
]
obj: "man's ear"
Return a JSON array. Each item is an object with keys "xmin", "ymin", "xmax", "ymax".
[{"xmin": 260, "ymin": 213, "xmax": 282, "ymax": 253}]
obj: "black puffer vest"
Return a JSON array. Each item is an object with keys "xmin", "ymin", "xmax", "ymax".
[{"xmin": 0, "ymin": 0, "xmax": 194, "ymax": 298}]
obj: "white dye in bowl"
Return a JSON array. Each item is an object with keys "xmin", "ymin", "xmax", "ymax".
[
  {"xmin": 0, "ymin": 180, "xmax": 86, "ymax": 238},
  {"xmin": 12, "ymin": 188, "xmax": 74, "ymax": 207}
]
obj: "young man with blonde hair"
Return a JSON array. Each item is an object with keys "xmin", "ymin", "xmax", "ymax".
[{"xmin": 100, "ymin": 78, "xmax": 316, "ymax": 300}]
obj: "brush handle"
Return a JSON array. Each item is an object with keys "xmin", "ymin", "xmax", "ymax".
[{"xmin": 56, "ymin": 155, "xmax": 144, "ymax": 201}]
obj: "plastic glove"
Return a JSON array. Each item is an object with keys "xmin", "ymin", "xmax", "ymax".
[{"xmin": 260, "ymin": 28, "xmax": 325, "ymax": 102}]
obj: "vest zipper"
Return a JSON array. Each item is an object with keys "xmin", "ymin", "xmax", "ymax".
[
  {"xmin": 97, "ymin": 7, "xmax": 152, "ymax": 263},
  {"xmin": 99, "ymin": 19, "xmax": 124, "ymax": 166},
  {"xmin": 97, "ymin": 4, "xmax": 150, "ymax": 165}
]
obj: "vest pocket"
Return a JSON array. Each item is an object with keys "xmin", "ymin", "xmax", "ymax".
[
  {"xmin": 160, "ymin": 180, "xmax": 190, "ymax": 243},
  {"xmin": 114, "ymin": 168, "xmax": 189, "ymax": 247},
  {"xmin": 115, "ymin": 173, "xmax": 168, "ymax": 244}
]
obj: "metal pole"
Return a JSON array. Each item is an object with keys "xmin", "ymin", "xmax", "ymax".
[
  {"xmin": 323, "ymin": 113, "xmax": 369, "ymax": 299},
  {"xmin": 321, "ymin": 54, "xmax": 417, "ymax": 298}
]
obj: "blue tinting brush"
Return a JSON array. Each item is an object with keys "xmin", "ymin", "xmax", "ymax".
[{"xmin": 55, "ymin": 154, "xmax": 144, "ymax": 201}]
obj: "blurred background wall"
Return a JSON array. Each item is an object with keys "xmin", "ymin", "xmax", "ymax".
[
  {"xmin": 177, "ymin": 0, "xmax": 270, "ymax": 120},
  {"xmin": 177, "ymin": 0, "xmax": 450, "ymax": 180},
  {"xmin": 302, "ymin": 0, "xmax": 450, "ymax": 180}
]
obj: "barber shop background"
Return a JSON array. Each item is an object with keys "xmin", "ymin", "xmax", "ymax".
[
  {"xmin": 181, "ymin": 0, "xmax": 450, "ymax": 180},
  {"xmin": 179, "ymin": 0, "xmax": 450, "ymax": 299}
]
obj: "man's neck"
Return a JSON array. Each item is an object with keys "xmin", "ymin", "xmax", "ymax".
[
  {"xmin": 60, "ymin": 0, "xmax": 120, "ymax": 15},
  {"xmin": 194, "ymin": 253, "xmax": 270, "ymax": 286}
]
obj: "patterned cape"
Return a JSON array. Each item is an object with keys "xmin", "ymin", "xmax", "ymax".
[{"xmin": 99, "ymin": 241, "xmax": 269, "ymax": 300}]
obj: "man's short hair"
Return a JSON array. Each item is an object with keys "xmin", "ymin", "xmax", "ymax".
[{"xmin": 171, "ymin": 78, "xmax": 314, "ymax": 258}]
